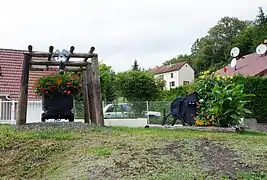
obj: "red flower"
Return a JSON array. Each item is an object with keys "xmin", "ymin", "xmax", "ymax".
[{"xmin": 223, "ymin": 67, "xmax": 227, "ymax": 73}]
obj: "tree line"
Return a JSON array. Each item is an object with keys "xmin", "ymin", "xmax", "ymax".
[{"xmin": 163, "ymin": 7, "xmax": 267, "ymax": 75}]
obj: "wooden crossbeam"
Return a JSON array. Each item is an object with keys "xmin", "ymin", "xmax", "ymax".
[
  {"xmin": 24, "ymin": 52, "xmax": 97, "ymax": 58},
  {"xmin": 30, "ymin": 67, "xmax": 85, "ymax": 72},
  {"xmin": 30, "ymin": 61, "xmax": 89, "ymax": 66}
]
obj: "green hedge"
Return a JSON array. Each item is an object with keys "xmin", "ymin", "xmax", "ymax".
[{"xmin": 234, "ymin": 75, "xmax": 267, "ymax": 123}]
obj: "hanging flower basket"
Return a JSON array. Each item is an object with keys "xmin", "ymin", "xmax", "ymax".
[{"xmin": 33, "ymin": 72, "xmax": 82, "ymax": 122}]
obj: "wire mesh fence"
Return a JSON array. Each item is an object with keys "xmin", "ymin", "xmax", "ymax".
[
  {"xmin": 0, "ymin": 100, "xmax": 177, "ymax": 126},
  {"xmin": 74, "ymin": 100, "xmax": 177, "ymax": 125}
]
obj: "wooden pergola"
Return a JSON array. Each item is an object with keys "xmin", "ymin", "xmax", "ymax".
[{"xmin": 16, "ymin": 45, "xmax": 103, "ymax": 126}]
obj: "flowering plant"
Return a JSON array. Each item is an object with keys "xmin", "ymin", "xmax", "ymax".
[
  {"xmin": 34, "ymin": 72, "xmax": 82, "ymax": 100},
  {"xmin": 195, "ymin": 70, "xmax": 253, "ymax": 127}
]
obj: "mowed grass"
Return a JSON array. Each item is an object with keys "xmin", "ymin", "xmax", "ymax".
[{"xmin": 0, "ymin": 124, "xmax": 267, "ymax": 180}]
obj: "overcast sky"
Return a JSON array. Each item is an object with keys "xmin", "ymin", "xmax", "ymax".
[{"xmin": 0, "ymin": 0, "xmax": 267, "ymax": 72}]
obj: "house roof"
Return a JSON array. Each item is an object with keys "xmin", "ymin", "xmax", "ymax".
[
  {"xmin": 0, "ymin": 48, "xmax": 58, "ymax": 100},
  {"xmin": 216, "ymin": 53, "xmax": 267, "ymax": 76},
  {"xmin": 151, "ymin": 61, "xmax": 187, "ymax": 74}
]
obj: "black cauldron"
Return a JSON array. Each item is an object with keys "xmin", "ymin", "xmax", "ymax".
[{"xmin": 41, "ymin": 92, "xmax": 74, "ymax": 122}]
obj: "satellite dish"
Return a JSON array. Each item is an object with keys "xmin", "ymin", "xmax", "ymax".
[
  {"xmin": 230, "ymin": 47, "xmax": 240, "ymax": 57},
  {"xmin": 256, "ymin": 44, "xmax": 267, "ymax": 55},
  {"xmin": 230, "ymin": 58, "xmax": 237, "ymax": 69}
]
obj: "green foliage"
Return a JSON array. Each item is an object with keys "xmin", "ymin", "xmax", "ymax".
[
  {"xmin": 162, "ymin": 8, "xmax": 267, "ymax": 74},
  {"xmin": 160, "ymin": 83, "xmax": 196, "ymax": 101},
  {"xmin": 233, "ymin": 75, "xmax": 267, "ymax": 123},
  {"xmin": 194, "ymin": 71, "xmax": 253, "ymax": 127},
  {"xmin": 115, "ymin": 70, "xmax": 164, "ymax": 101},
  {"xmin": 131, "ymin": 59, "xmax": 140, "ymax": 71},
  {"xmin": 207, "ymin": 84, "xmax": 253, "ymax": 127},
  {"xmin": 99, "ymin": 63, "xmax": 116, "ymax": 102}
]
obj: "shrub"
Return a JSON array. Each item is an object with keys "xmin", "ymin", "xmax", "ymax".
[
  {"xmin": 233, "ymin": 75, "xmax": 267, "ymax": 123},
  {"xmin": 160, "ymin": 83, "xmax": 196, "ymax": 101},
  {"xmin": 195, "ymin": 71, "xmax": 253, "ymax": 127},
  {"xmin": 207, "ymin": 84, "xmax": 253, "ymax": 127}
]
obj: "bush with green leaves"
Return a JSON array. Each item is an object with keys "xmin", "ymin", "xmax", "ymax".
[
  {"xmin": 115, "ymin": 70, "xmax": 164, "ymax": 101},
  {"xmin": 195, "ymin": 70, "xmax": 254, "ymax": 127},
  {"xmin": 207, "ymin": 84, "xmax": 253, "ymax": 127},
  {"xmin": 233, "ymin": 75, "xmax": 267, "ymax": 123},
  {"xmin": 160, "ymin": 83, "xmax": 196, "ymax": 101}
]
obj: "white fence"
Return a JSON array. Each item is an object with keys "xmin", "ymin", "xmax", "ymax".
[{"xmin": 0, "ymin": 100, "xmax": 43, "ymax": 123}]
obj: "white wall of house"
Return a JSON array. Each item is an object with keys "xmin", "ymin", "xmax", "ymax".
[
  {"xmin": 156, "ymin": 63, "xmax": 194, "ymax": 90},
  {"xmin": 178, "ymin": 63, "xmax": 195, "ymax": 86}
]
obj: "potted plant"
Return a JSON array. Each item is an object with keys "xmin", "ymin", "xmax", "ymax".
[{"xmin": 34, "ymin": 72, "xmax": 82, "ymax": 122}]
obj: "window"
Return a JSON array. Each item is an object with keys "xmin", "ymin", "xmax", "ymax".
[
  {"xmin": 170, "ymin": 81, "xmax": 175, "ymax": 87},
  {"xmin": 183, "ymin": 81, "xmax": 189, "ymax": 85},
  {"xmin": 170, "ymin": 73, "xmax": 173, "ymax": 78},
  {"xmin": 106, "ymin": 105, "xmax": 114, "ymax": 112}
]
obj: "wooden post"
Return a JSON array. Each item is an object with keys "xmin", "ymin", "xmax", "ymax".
[
  {"xmin": 17, "ymin": 47, "xmax": 32, "ymax": 125},
  {"xmin": 91, "ymin": 56, "xmax": 104, "ymax": 126},
  {"xmin": 82, "ymin": 70, "xmax": 90, "ymax": 123},
  {"xmin": 86, "ymin": 63, "xmax": 96, "ymax": 124}
]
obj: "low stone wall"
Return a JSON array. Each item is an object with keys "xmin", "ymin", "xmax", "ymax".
[
  {"xmin": 244, "ymin": 119, "xmax": 267, "ymax": 132},
  {"xmin": 104, "ymin": 118, "xmax": 148, "ymax": 127}
]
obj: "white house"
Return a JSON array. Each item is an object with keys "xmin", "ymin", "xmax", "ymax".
[{"xmin": 152, "ymin": 61, "xmax": 195, "ymax": 90}]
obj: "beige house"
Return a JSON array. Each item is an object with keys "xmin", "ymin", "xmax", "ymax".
[{"xmin": 152, "ymin": 61, "xmax": 195, "ymax": 90}]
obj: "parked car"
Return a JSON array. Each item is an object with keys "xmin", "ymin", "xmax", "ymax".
[{"xmin": 103, "ymin": 103, "xmax": 161, "ymax": 119}]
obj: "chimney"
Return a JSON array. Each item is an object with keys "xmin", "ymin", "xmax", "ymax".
[{"xmin": 264, "ymin": 40, "xmax": 267, "ymax": 44}]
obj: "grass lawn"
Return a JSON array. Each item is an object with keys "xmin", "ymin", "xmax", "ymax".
[{"xmin": 0, "ymin": 124, "xmax": 267, "ymax": 180}]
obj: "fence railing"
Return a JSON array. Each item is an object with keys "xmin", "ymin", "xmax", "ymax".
[{"xmin": 0, "ymin": 100, "xmax": 174, "ymax": 125}]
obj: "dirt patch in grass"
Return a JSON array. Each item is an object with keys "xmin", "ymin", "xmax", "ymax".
[
  {"xmin": 196, "ymin": 139, "xmax": 261, "ymax": 179},
  {"xmin": 146, "ymin": 141, "xmax": 183, "ymax": 159}
]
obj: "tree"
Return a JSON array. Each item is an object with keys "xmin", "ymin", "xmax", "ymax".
[
  {"xmin": 255, "ymin": 7, "xmax": 267, "ymax": 25},
  {"xmin": 233, "ymin": 7, "xmax": 267, "ymax": 55},
  {"xmin": 191, "ymin": 39, "xmax": 199, "ymax": 55},
  {"xmin": 115, "ymin": 70, "xmax": 164, "ymax": 101},
  {"xmin": 132, "ymin": 59, "xmax": 140, "ymax": 71},
  {"xmin": 99, "ymin": 63, "xmax": 116, "ymax": 102}
]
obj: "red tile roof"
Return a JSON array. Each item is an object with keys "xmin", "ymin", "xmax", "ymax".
[
  {"xmin": 0, "ymin": 49, "xmax": 58, "ymax": 100},
  {"xmin": 152, "ymin": 61, "xmax": 187, "ymax": 74},
  {"xmin": 216, "ymin": 53, "xmax": 267, "ymax": 76}
]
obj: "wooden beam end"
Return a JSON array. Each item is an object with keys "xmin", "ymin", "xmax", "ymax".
[{"xmin": 28, "ymin": 45, "xmax": 33, "ymax": 53}]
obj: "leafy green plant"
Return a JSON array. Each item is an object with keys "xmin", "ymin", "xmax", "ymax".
[
  {"xmin": 233, "ymin": 75, "xmax": 267, "ymax": 123},
  {"xmin": 207, "ymin": 84, "xmax": 254, "ymax": 127}
]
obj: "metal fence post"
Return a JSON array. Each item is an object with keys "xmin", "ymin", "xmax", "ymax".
[
  {"xmin": 146, "ymin": 101, "xmax": 149, "ymax": 125},
  {"xmin": 11, "ymin": 100, "xmax": 16, "ymax": 124}
]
